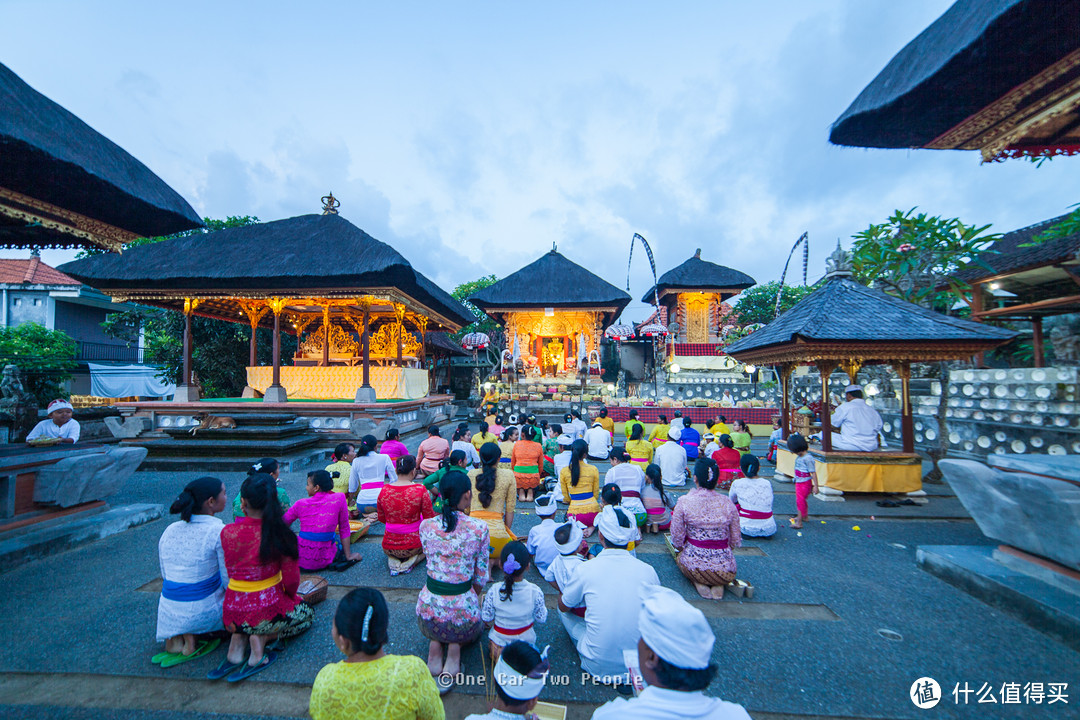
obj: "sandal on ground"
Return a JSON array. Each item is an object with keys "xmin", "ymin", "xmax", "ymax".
[
  {"xmin": 160, "ymin": 638, "xmax": 222, "ymax": 668},
  {"xmin": 265, "ymin": 638, "xmax": 288, "ymax": 653},
  {"xmin": 727, "ymin": 581, "xmax": 745, "ymax": 598},
  {"xmin": 876, "ymin": 500, "xmax": 900, "ymax": 507},
  {"xmin": 151, "ymin": 651, "xmax": 180, "ymax": 665},
  {"xmin": 226, "ymin": 651, "xmax": 278, "ymax": 683},
  {"xmin": 207, "ymin": 654, "xmax": 247, "ymax": 680}
]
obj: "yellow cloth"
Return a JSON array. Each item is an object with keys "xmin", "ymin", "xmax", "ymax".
[
  {"xmin": 228, "ymin": 572, "xmax": 283, "ymax": 593},
  {"xmin": 817, "ymin": 459, "xmax": 922, "ymax": 493},
  {"xmin": 598, "ymin": 416, "xmax": 615, "ymax": 436},
  {"xmin": 471, "ymin": 432, "xmax": 497, "ymax": 450},
  {"xmin": 309, "ymin": 655, "xmax": 445, "ymax": 720},
  {"xmin": 325, "ymin": 460, "xmax": 355, "ymax": 511},
  {"xmin": 709, "ymin": 422, "xmax": 731, "ymax": 437},
  {"xmin": 498, "ymin": 440, "xmax": 515, "ymax": 460},
  {"xmin": 623, "ymin": 419, "xmax": 644, "ymax": 440},
  {"xmin": 468, "ymin": 468, "xmax": 516, "ymax": 540},
  {"xmin": 776, "ymin": 447, "xmax": 796, "ymax": 478},
  {"xmin": 648, "ymin": 424, "xmax": 670, "ymax": 446},
  {"xmin": 246, "ymin": 366, "xmax": 428, "ymax": 400},
  {"xmin": 560, "ymin": 463, "xmax": 600, "ymax": 515},
  {"xmin": 625, "ymin": 439, "xmax": 654, "ymax": 469}
]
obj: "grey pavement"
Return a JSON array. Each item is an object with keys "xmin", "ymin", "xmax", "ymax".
[{"xmin": 0, "ymin": 427, "xmax": 1077, "ymax": 719}]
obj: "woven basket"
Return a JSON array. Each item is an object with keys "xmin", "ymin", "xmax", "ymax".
[{"xmin": 298, "ymin": 574, "xmax": 329, "ymax": 605}]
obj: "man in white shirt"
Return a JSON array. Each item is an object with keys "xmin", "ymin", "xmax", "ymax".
[
  {"xmin": 830, "ymin": 385, "xmax": 883, "ymax": 452},
  {"xmin": 465, "ymin": 640, "xmax": 550, "ymax": 720},
  {"xmin": 526, "ymin": 494, "xmax": 561, "ymax": 577},
  {"xmin": 566, "ymin": 411, "xmax": 588, "ymax": 441},
  {"xmin": 591, "ymin": 586, "xmax": 752, "ymax": 720},
  {"xmin": 585, "ymin": 421, "xmax": 613, "ymax": 461},
  {"xmin": 26, "ymin": 399, "xmax": 80, "ymax": 444},
  {"xmin": 545, "ymin": 520, "xmax": 588, "ymax": 637},
  {"xmin": 670, "ymin": 411, "xmax": 684, "ymax": 431},
  {"xmin": 560, "ymin": 505, "xmax": 660, "ymax": 685},
  {"xmin": 653, "ymin": 427, "xmax": 688, "ymax": 487}
]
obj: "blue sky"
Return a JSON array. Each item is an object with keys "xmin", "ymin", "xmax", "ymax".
[{"xmin": 2, "ymin": 1, "xmax": 1075, "ymax": 321}]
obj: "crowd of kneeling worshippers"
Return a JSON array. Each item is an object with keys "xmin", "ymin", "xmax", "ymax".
[{"xmin": 152, "ymin": 416, "xmax": 797, "ymax": 719}]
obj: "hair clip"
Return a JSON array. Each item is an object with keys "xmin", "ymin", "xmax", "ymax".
[
  {"xmin": 253, "ymin": 461, "xmax": 263, "ymax": 471},
  {"xmin": 503, "ymin": 553, "xmax": 522, "ymax": 574},
  {"xmin": 360, "ymin": 605, "xmax": 374, "ymax": 643}
]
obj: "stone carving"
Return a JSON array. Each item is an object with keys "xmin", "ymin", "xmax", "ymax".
[
  {"xmin": 103, "ymin": 416, "xmax": 150, "ymax": 439},
  {"xmin": 34, "ymin": 446, "xmax": 149, "ymax": 508},
  {"xmin": 1050, "ymin": 326, "xmax": 1080, "ymax": 365},
  {"xmin": 0, "ymin": 364, "xmax": 34, "ymax": 408},
  {"xmin": 824, "ymin": 241, "xmax": 853, "ymax": 276},
  {"xmin": 349, "ymin": 417, "xmax": 394, "ymax": 439}
]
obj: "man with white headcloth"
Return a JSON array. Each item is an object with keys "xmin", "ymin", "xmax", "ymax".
[
  {"xmin": 560, "ymin": 505, "xmax": 659, "ymax": 689},
  {"xmin": 465, "ymin": 639, "xmax": 550, "ymax": 719},
  {"xmin": 592, "ymin": 586, "xmax": 752, "ymax": 719},
  {"xmin": 26, "ymin": 399, "xmax": 80, "ymax": 444},
  {"xmin": 544, "ymin": 520, "xmax": 589, "ymax": 637},
  {"xmin": 829, "ymin": 384, "xmax": 883, "ymax": 451},
  {"xmin": 653, "ymin": 426, "xmax": 688, "ymax": 487},
  {"xmin": 551, "ymin": 433, "xmax": 575, "ymax": 502}
]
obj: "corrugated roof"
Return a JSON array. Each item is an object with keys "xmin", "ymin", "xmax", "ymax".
[
  {"xmin": 469, "ymin": 250, "xmax": 631, "ymax": 313},
  {"xmin": 641, "ymin": 252, "xmax": 755, "ymax": 303},
  {"xmin": 954, "ymin": 213, "xmax": 1080, "ymax": 282},
  {"xmin": 0, "ymin": 257, "xmax": 80, "ymax": 286}
]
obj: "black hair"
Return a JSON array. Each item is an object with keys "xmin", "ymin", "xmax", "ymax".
[
  {"xmin": 787, "ymin": 433, "xmax": 809, "ymax": 453},
  {"xmin": 453, "ymin": 426, "xmax": 469, "ymax": 442},
  {"xmin": 683, "ymin": 418, "xmax": 693, "ymax": 428},
  {"xmin": 564, "ymin": 413, "xmax": 572, "ymax": 423},
  {"xmin": 385, "ymin": 428, "xmax": 400, "ymax": 441},
  {"xmin": 736, "ymin": 420, "xmax": 753, "ymax": 437},
  {"xmin": 332, "ymin": 442, "xmax": 354, "ymax": 462},
  {"xmin": 499, "ymin": 540, "xmax": 531, "ymax": 601},
  {"xmin": 457, "ymin": 422, "xmax": 469, "ymax": 433},
  {"xmin": 479, "ymin": 421, "xmax": 490, "ymax": 434},
  {"xmin": 718, "ymin": 414, "xmax": 727, "ymax": 423},
  {"xmin": 521, "ymin": 425, "xmax": 537, "ymax": 442},
  {"xmin": 494, "ymin": 641, "xmax": 546, "ymax": 706},
  {"xmin": 601, "ymin": 483, "xmax": 622, "ymax": 506},
  {"xmin": 247, "ymin": 458, "xmax": 279, "ymax": 476},
  {"xmin": 496, "ymin": 415, "xmax": 505, "ymax": 425},
  {"xmin": 427, "ymin": 424, "xmax": 441, "ymax": 437},
  {"xmin": 526, "ymin": 414, "xmax": 537, "ymax": 425},
  {"xmin": 477, "ymin": 442, "xmax": 501, "ymax": 507},
  {"xmin": 358, "ymin": 435, "xmax": 378, "ymax": 456},
  {"xmin": 335, "ymin": 587, "xmax": 389, "ymax": 656},
  {"xmin": 308, "ymin": 469, "xmax": 334, "ymax": 492},
  {"xmin": 653, "ymin": 655, "xmax": 718, "ymax": 692},
  {"xmin": 550, "ymin": 423, "xmax": 562, "ymax": 435},
  {"xmin": 442, "ymin": 449, "xmax": 468, "ymax": 469},
  {"xmin": 599, "ymin": 407, "xmax": 607, "ymax": 417},
  {"xmin": 569, "ymin": 439, "xmax": 588, "ymax": 487},
  {"xmin": 694, "ymin": 457, "xmax": 719, "ymax": 490},
  {"xmin": 571, "ymin": 410, "xmax": 581, "ymax": 420},
  {"xmin": 719, "ymin": 434, "xmax": 734, "ymax": 449},
  {"xmin": 629, "ymin": 423, "xmax": 645, "ymax": 441},
  {"xmin": 848, "ymin": 389, "xmax": 864, "ymax": 399},
  {"xmin": 658, "ymin": 414, "xmax": 667, "ymax": 424},
  {"xmin": 539, "ymin": 419, "xmax": 549, "ymax": 431},
  {"xmin": 608, "ymin": 446, "xmax": 629, "ymax": 462},
  {"xmin": 170, "ymin": 476, "xmax": 223, "ymax": 522},
  {"xmin": 674, "ymin": 410, "xmax": 682, "ymax": 417},
  {"xmin": 629, "ymin": 409, "xmax": 638, "ymax": 419},
  {"xmin": 501, "ymin": 426, "xmax": 518, "ymax": 442},
  {"xmin": 240, "ymin": 473, "xmax": 298, "ymax": 562},
  {"xmin": 395, "ymin": 454, "xmax": 417, "ymax": 476},
  {"xmin": 645, "ymin": 463, "xmax": 671, "ymax": 508},
  {"xmin": 740, "ymin": 453, "xmax": 761, "ymax": 478},
  {"xmin": 438, "ymin": 471, "xmax": 471, "ymax": 533}
]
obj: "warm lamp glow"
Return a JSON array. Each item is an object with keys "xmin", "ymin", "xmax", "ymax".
[
  {"xmin": 744, "ymin": 364, "xmax": 756, "ymax": 374},
  {"xmin": 670, "ymin": 363, "xmax": 681, "ymax": 374}
]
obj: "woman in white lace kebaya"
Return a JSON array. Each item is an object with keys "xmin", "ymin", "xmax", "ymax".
[
  {"xmin": 156, "ymin": 477, "xmax": 230, "ymax": 664},
  {"xmin": 727, "ymin": 454, "xmax": 775, "ymax": 538}
]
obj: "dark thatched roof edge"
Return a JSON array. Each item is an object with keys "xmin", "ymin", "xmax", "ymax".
[
  {"xmin": 640, "ymin": 253, "xmax": 756, "ymax": 303},
  {"xmin": 469, "ymin": 250, "xmax": 631, "ymax": 316}
]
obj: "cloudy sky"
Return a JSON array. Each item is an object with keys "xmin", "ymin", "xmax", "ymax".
[{"xmin": 2, "ymin": 1, "xmax": 1075, "ymax": 321}]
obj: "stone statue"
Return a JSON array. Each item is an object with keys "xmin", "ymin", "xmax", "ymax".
[
  {"xmin": 1050, "ymin": 326, "xmax": 1080, "ymax": 365},
  {"xmin": 0, "ymin": 364, "xmax": 34, "ymax": 409},
  {"xmin": 825, "ymin": 240, "xmax": 853, "ymax": 276}
]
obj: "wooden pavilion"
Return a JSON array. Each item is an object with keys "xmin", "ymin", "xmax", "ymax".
[
  {"xmin": 829, "ymin": 0, "xmax": 1080, "ymax": 162},
  {"xmin": 725, "ymin": 244, "xmax": 1015, "ymax": 492},
  {"xmin": 469, "ymin": 249, "xmax": 630, "ymax": 379},
  {"xmin": 0, "ymin": 62, "xmax": 202, "ymax": 251},
  {"xmin": 58, "ymin": 198, "xmax": 472, "ymax": 404}
]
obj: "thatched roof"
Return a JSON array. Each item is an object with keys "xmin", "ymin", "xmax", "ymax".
[
  {"xmin": 954, "ymin": 214, "xmax": 1080, "ymax": 283},
  {"xmin": 829, "ymin": 0, "xmax": 1080, "ymax": 149},
  {"xmin": 641, "ymin": 250, "xmax": 755, "ymax": 303},
  {"xmin": 0, "ymin": 62, "xmax": 202, "ymax": 241},
  {"xmin": 725, "ymin": 274, "xmax": 1015, "ymax": 362},
  {"xmin": 469, "ymin": 250, "xmax": 631, "ymax": 317},
  {"xmin": 58, "ymin": 213, "xmax": 473, "ymax": 329},
  {"xmin": 426, "ymin": 331, "xmax": 469, "ymax": 356}
]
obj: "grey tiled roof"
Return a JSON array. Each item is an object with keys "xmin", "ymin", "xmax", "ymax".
[
  {"xmin": 724, "ymin": 276, "xmax": 1016, "ymax": 354},
  {"xmin": 954, "ymin": 214, "xmax": 1080, "ymax": 282}
]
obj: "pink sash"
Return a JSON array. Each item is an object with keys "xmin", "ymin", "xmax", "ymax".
[
  {"xmin": 737, "ymin": 506, "xmax": 773, "ymax": 520},
  {"xmin": 622, "ymin": 490, "xmax": 641, "ymax": 498},
  {"xmin": 385, "ymin": 519, "xmax": 422, "ymax": 534},
  {"xmin": 646, "ymin": 507, "xmax": 666, "ymax": 515},
  {"xmin": 687, "ymin": 537, "xmax": 730, "ymax": 550},
  {"xmin": 361, "ymin": 481, "xmax": 383, "ymax": 490}
]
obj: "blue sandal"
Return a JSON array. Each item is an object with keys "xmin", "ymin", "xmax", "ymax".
[
  {"xmin": 226, "ymin": 651, "xmax": 278, "ymax": 683},
  {"xmin": 207, "ymin": 654, "xmax": 247, "ymax": 680}
]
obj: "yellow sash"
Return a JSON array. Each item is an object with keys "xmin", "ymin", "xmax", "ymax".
[
  {"xmin": 228, "ymin": 572, "xmax": 283, "ymax": 593},
  {"xmin": 471, "ymin": 510, "xmax": 517, "ymax": 540}
]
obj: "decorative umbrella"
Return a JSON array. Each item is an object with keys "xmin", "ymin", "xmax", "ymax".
[
  {"xmin": 638, "ymin": 323, "xmax": 669, "ymax": 338},
  {"xmin": 605, "ymin": 324, "xmax": 635, "ymax": 341},
  {"xmin": 461, "ymin": 332, "xmax": 490, "ymax": 350}
]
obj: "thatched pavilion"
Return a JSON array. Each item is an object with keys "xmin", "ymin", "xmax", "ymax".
[
  {"xmin": 59, "ymin": 199, "xmax": 472, "ymax": 404},
  {"xmin": 0, "ymin": 62, "xmax": 202, "ymax": 251}
]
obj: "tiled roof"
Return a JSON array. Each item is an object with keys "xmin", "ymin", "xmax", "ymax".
[
  {"xmin": 0, "ymin": 257, "xmax": 80, "ymax": 286},
  {"xmin": 954, "ymin": 214, "xmax": 1080, "ymax": 282}
]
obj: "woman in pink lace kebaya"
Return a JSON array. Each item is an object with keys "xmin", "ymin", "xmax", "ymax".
[
  {"xmin": 670, "ymin": 457, "xmax": 742, "ymax": 600},
  {"xmin": 283, "ymin": 470, "xmax": 360, "ymax": 572}
]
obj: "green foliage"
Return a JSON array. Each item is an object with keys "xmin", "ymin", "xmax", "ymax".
[
  {"xmin": 732, "ymin": 281, "xmax": 816, "ymax": 326},
  {"xmin": 75, "ymin": 215, "xmax": 261, "ymax": 258},
  {"xmin": 1030, "ymin": 203, "xmax": 1080, "ymax": 246},
  {"xmin": 0, "ymin": 323, "xmax": 77, "ymax": 405},
  {"xmin": 850, "ymin": 208, "xmax": 999, "ymax": 309},
  {"xmin": 451, "ymin": 275, "xmax": 503, "ymax": 344}
]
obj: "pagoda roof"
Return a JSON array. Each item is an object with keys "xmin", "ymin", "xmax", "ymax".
[
  {"xmin": 642, "ymin": 251, "xmax": 755, "ymax": 303},
  {"xmin": 829, "ymin": 0, "xmax": 1080, "ymax": 159},
  {"xmin": 58, "ymin": 213, "xmax": 473, "ymax": 330},
  {"xmin": 0, "ymin": 62, "xmax": 202, "ymax": 248},
  {"xmin": 469, "ymin": 250, "xmax": 631, "ymax": 317}
]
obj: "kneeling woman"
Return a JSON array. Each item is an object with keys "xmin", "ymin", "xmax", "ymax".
[
  {"xmin": 417, "ymin": 472, "xmax": 490, "ymax": 691},
  {"xmin": 214, "ymin": 473, "xmax": 314, "ymax": 681},
  {"xmin": 378, "ymin": 455, "xmax": 436, "ymax": 575},
  {"xmin": 284, "ymin": 470, "xmax": 361, "ymax": 572},
  {"xmin": 309, "ymin": 588, "xmax": 443, "ymax": 720},
  {"xmin": 469, "ymin": 442, "xmax": 518, "ymax": 567},
  {"xmin": 155, "ymin": 477, "xmax": 229, "ymax": 665},
  {"xmin": 670, "ymin": 458, "xmax": 744, "ymax": 600}
]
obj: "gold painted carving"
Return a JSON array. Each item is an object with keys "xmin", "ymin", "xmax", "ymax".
[
  {"xmin": 508, "ymin": 311, "xmax": 598, "ymax": 353},
  {"xmin": 236, "ymin": 300, "xmax": 269, "ymax": 328},
  {"xmin": 0, "ymin": 186, "xmax": 140, "ymax": 252},
  {"xmin": 369, "ymin": 322, "xmax": 421, "ymax": 357},
  {"xmin": 266, "ymin": 297, "xmax": 290, "ymax": 316},
  {"xmin": 682, "ymin": 294, "xmax": 713, "ymax": 343},
  {"xmin": 839, "ymin": 358, "xmax": 864, "ymax": 384},
  {"xmin": 299, "ymin": 325, "xmax": 360, "ymax": 356},
  {"xmin": 183, "ymin": 298, "xmax": 202, "ymax": 315}
]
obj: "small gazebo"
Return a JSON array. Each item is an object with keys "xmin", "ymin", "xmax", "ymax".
[
  {"xmin": 725, "ymin": 245, "xmax": 1016, "ymax": 455},
  {"xmin": 0, "ymin": 62, "xmax": 202, "ymax": 251},
  {"xmin": 59, "ymin": 199, "xmax": 472, "ymax": 403}
]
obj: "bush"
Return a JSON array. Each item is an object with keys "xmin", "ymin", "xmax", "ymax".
[{"xmin": 0, "ymin": 323, "xmax": 77, "ymax": 406}]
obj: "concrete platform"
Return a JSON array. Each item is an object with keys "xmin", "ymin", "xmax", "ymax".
[{"xmin": 916, "ymin": 544, "xmax": 1080, "ymax": 653}]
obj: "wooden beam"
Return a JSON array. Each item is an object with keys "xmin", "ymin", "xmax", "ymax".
[{"xmin": 973, "ymin": 294, "xmax": 1080, "ymax": 318}]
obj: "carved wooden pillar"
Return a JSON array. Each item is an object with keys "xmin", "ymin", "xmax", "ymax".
[
  {"xmin": 264, "ymin": 298, "xmax": 289, "ymax": 403},
  {"xmin": 321, "ymin": 304, "xmax": 331, "ymax": 367},
  {"xmin": 174, "ymin": 298, "xmax": 202, "ymax": 402},
  {"xmin": 971, "ymin": 283, "xmax": 985, "ymax": 367},
  {"xmin": 778, "ymin": 362, "xmax": 795, "ymax": 438},
  {"xmin": 816, "ymin": 360, "xmax": 838, "ymax": 451},
  {"xmin": 1032, "ymin": 317, "xmax": 1045, "ymax": 368},
  {"xmin": 355, "ymin": 300, "xmax": 375, "ymax": 402},
  {"xmin": 893, "ymin": 361, "xmax": 914, "ymax": 453},
  {"xmin": 394, "ymin": 303, "xmax": 406, "ymax": 367}
]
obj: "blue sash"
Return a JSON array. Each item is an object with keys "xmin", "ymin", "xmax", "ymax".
[
  {"xmin": 299, "ymin": 530, "xmax": 337, "ymax": 542},
  {"xmin": 161, "ymin": 574, "xmax": 221, "ymax": 602},
  {"xmin": 569, "ymin": 492, "xmax": 594, "ymax": 501}
]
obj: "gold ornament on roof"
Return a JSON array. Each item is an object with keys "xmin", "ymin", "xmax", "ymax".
[{"xmin": 321, "ymin": 193, "xmax": 340, "ymax": 215}]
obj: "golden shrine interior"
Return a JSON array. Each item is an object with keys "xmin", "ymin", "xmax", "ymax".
[{"xmin": 502, "ymin": 310, "xmax": 603, "ymax": 379}]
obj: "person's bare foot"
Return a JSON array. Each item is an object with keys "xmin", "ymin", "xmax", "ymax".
[
  {"xmin": 226, "ymin": 633, "xmax": 247, "ymax": 664},
  {"xmin": 427, "ymin": 641, "xmax": 443, "ymax": 676},
  {"xmin": 165, "ymin": 636, "xmax": 183, "ymax": 654},
  {"xmin": 789, "ymin": 517, "xmax": 802, "ymax": 529},
  {"xmin": 694, "ymin": 583, "xmax": 712, "ymax": 599},
  {"xmin": 443, "ymin": 644, "xmax": 462, "ymax": 678},
  {"xmin": 710, "ymin": 584, "xmax": 726, "ymax": 599},
  {"xmin": 181, "ymin": 633, "xmax": 197, "ymax": 655}
]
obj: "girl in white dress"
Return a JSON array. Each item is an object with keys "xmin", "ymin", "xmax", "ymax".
[
  {"xmin": 728, "ymin": 454, "xmax": 776, "ymax": 537},
  {"xmin": 155, "ymin": 477, "xmax": 229, "ymax": 665},
  {"xmin": 481, "ymin": 541, "xmax": 547, "ymax": 663}
]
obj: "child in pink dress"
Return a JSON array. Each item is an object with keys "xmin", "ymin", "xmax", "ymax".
[
  {"xmin": 787, "ymin": 433, "xmax": 818, "ymax": 529},
  {"xmin": 283, "ymin": 470, "xmax": 359, "ymax": 571}
]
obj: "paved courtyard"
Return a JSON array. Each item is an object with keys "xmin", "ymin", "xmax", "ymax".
[{"xmin": 1, "ymin": 429, "xmax": 1077, "ymax": 720}]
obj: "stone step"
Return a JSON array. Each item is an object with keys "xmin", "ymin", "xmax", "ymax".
[
  {"xmin": 126, "ymin": 433, "xmax": 321, "ymax": 457},
  {"xmin": 0, "ymin": 503, "xmax": 163, "ymax": 574},
  {"xmin": 137, "ymin": 449, "xmax": 330, "ymax": 473},
  {"xmin": 160, "ymin": 423, "xmax": 313, "ymax": 440}
]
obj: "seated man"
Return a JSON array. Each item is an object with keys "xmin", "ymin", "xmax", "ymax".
[
  {"xmin": 585, "ymin": 420, "xmax": 613, "ymax": 461},
  {"xmin": 830, "ymin": 384, "xmax": 883, "ymax": 452},
  {"xmin": 26, "ymin": 399, "xmax": 79, "ymax": 444},
  {"xmin": 466, "ymin": 640, "xmax": 550, "ymax": 720},
  {"xmin": 591, "ymin": 585, "xmax": 752, "ymax": 719},
  {"xmin": 559, "ymin": 506, "xmax": 659, "ymax": 688},
  {"xmin": 654, "ymin": 427, "xmax": 688, "ymax": 487}
]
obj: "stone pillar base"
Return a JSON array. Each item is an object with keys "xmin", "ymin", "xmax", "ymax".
[
  {"xmin": 172, "ymin": 384, "xmax": 201, "ymax": 402},
  {"xmin": 355, "ymin": 385, "xmax": 377, "ymax": 403},
  {"xmin": 263, "ymin": 384, "xmax": 288, "ymax": 403}
]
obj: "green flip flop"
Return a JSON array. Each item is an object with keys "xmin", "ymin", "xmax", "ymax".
[
  {"xmin": 151, "ymin": 651, "xmax": 181, "ymax": 665},
  {"xmin": 160, "ymin": 638, "xmax": 222, "ymax": 668}
]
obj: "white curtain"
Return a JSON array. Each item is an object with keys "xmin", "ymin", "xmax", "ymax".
[{"xmin": 88, "ymin": 363, "xmax": 176, "ymax": 398}]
